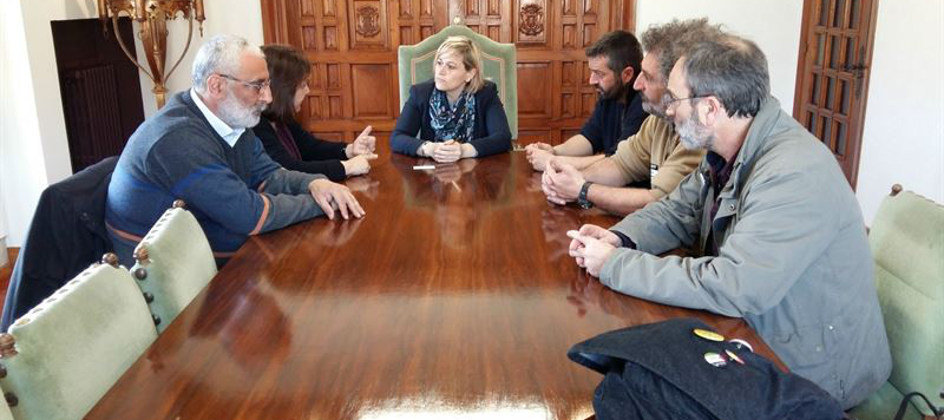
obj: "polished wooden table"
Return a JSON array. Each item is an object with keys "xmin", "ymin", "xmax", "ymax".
[{"xmin": 86, "ymin": 151, "xmax": 782, "ymax": 420}]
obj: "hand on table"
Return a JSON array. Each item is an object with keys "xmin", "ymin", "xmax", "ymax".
[
  {"xmin": 341, "ymin": 153, "xmax": 378, "ymax": 176},
  {"xmin": 308, "ymin": 178, "xmax": 365, "ymax": 220},
  {"xmin": 525, "ymin": 142, "xmax": 555, "ymax": 172},
  {"xmin": 567, "ymin": 224, "xmax": 620, "ymax": 277},
  {"xmin": 431, "ymin": 140, "xmax": 462, "ymax": 163},
  {"xmin": 541, "ymin": 158, "xmax": 585, "ymax": 206}
]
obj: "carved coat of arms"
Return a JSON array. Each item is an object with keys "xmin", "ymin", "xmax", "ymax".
[
  {"xmin": 519, "ymin": 4, "xmax": 545, "ymax": 37},
  {"xmin": 355, "ymin": 6, "xmax": 381, "ymax": 38}
]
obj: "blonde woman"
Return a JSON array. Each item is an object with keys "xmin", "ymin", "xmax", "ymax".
[{"xmin": 391, "ymin": 36, "xmax": 511, "ymax": 162}]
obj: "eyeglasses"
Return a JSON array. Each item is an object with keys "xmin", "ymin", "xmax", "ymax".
[
  {"xmin": 662, "ymin": 92, "xmax": 712, "ymax": 110},
  {"xmin": 218, "ymin": 74, "xmax": 271, "ymax": 93}
]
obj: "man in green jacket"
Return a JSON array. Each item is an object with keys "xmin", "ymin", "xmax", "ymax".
[{"xmin": 567, "ymin": 34, "xmax": 891, "ymax": 409}]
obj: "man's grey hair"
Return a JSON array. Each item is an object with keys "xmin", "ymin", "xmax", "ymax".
[
  {"xmin": 683, "ymin": 35, "xmax": 770, "ymax": 118},
  {"xmin": 640, "ymin": 18, "xmax": 724, "ymax": 83},
  {"xmin": 191, "ymin": 35, "xmax": 264, "ymax": 93}
]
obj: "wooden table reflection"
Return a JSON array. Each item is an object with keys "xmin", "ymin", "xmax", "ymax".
[{"xmin": 85, "ymin": 151, "xmax": 782, "ymax": 420}]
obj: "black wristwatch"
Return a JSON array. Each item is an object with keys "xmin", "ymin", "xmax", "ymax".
[{"xmin": 578, "ymin": 181, "xmax": 594, "ymax": 209}]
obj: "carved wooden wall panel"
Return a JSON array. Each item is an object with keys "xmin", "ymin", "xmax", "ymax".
[{"xmin": 261, "ymin": 0, "xmax": 634, "ymax": 147}]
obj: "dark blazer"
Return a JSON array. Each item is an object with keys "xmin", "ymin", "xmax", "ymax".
[
  {"xmin": 252, "ymin": 116, "xmax": 348, "ymax": 181},
  {"xmin": 1, "ymin": 156, "xmax": 117, "ymax": 332},
  {"xmin": 391, "ymin": 80, "xmax": 511, "ymax": 157}
]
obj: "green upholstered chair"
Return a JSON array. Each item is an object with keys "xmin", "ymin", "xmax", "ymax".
[
  {"xmin": 848, "ymin": 185, "xmax": 944, "ymax": 420},
  {"xmin": 0, "ymin": 254, "xmax": 157, "ymax": 420},
  {"xmin": 0, "ymin": 396, "xmax": 12, "ymax": 420},
  {"xmin": 130, "ymin": 200, "xmax": 217, "ymax": 333},
  {"xmin": 397, "ymin": 24, "xmax": 518, "ymax": 139}
]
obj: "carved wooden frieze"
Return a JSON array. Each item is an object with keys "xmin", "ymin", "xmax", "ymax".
[
  {"xmin": 516, "ymin": 0, "xmax": 546, "ymax": 44},
  {"xmin": 355, "ymin": 5, "xmax": 381, "ymax": 37},
  {"xmin": 519, "ymin": 4, "xmax": 544, "ymax": 36},
  {"xmin": 350, "ymin": 0, "xmax": 388, "ymax": 48}
]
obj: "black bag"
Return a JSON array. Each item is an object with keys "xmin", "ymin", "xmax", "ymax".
[{"xmin": 568, "ymin": 318, "xmax": 845, "ymax": 420}]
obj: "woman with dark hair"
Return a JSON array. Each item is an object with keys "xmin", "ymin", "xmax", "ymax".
[
  {"xmin": 253, "ymin": 45, "xmax": 376, "ymax": 181},
  {"xmin": 391, "ymin": 36, "xmax": 511, "ymax": 163}
]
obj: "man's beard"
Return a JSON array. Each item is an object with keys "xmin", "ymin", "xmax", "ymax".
[
  {"xmin": 599, "ymin": 81, "xmax": 631, "ymax": 102},
  {"xmin": 675, "ymin": 112, "xmax": 714, "ymax": 150},
  {"xmin": 641, "ymin": 95, "xmax": 667, "ymax": 119},
  {"xmin": 218, "ymin": 91, "xmax": 266, "ymax": 129}
]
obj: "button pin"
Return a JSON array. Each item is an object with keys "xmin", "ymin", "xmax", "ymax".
[
  {"xmin": 725, "ymin": 350, "xmax": 745, "ymax": 365},
  {"xmin": 728, "ymin": 338, "xmax": 754, "ymax": 352},
  {"xmin": 705, "ymin": 352, "xmax": 727, "ymax": 367},
  {"xmin": 693, "ymin": 328, "xmax": 725, "ymax": 342}
]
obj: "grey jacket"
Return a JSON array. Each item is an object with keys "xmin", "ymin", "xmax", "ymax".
[{"xmin": 601, "ymin": 97, "xmax": 890, "ymax": 409}]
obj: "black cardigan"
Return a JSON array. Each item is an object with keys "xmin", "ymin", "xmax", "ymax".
[
  {"xmin": 390, "ymin": 80, "xmax": 511, "ymax": 157},
  {"xmin": 252, "ymin": 116, "xmax": 348, "ymax": 181}
]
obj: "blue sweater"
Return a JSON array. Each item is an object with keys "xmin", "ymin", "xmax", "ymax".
[
  {"xmin": 391, "ymin": 80, "xmax": 512, "ymax": 157},
  {"xmin": 106, "ymin": 91, "xmax": 325, "ymax": 264}
]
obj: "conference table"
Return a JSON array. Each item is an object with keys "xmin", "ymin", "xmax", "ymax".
[{"xmin": 86, "ymin": 149, "xmax": 782, "ymax": 420}]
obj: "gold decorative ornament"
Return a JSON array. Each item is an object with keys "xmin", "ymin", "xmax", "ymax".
[{"xmin": 98, "ymin": 0, "xmax": 206, "ymax": 108}]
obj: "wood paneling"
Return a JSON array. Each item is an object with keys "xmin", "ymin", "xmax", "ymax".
[
  {"xmin": 0, "ymin": 248, "xmax": 19, "ymax": 308},
  {"xmin": 261, "ymin": 0, "xmax": 634, "ymax": 146},
  {"xmin": 351, "ymin": 64, "xmax": 394, "ymax": 118},
  {"xmin": 517, "ymin": 62, "xmax": 553, "ymax": 118}
]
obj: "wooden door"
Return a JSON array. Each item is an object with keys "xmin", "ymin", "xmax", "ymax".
[
  {"xmin": 793, "ymin": 0, "xmax": 878, "ymax": 188},
  {"xmin": 261, "ymin": 0, "xmax": 634, "ymax": 148}
]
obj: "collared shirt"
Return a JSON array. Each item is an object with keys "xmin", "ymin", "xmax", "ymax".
[
  {"xmin": 705, "ymin": 150, "xmax": 739, "ymax": 256},
  {"xmin": 189, "ymin": 88, "xmax": 244, "ymax": 147}
]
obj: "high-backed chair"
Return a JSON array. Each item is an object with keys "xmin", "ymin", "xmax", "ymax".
[
  {"xmin": 130, "ymin": 200, "xmax": 217, "ymax": 333},
  {"xmin": 848, "ymin": 184, "xmax": 944, "ymax": 420},
  {"xmin": 0, "ymin": 254, "xmax": 157, "ymax": 420},
  {"xmin": 397, "ymin": 24, "xmax": 518, "ymax": 139},
  {"xmin": 0, "ymin": 396, "xmax": 12, "ymax": 420}
]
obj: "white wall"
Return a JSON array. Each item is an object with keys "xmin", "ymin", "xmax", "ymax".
[
  {"xmin": 137, "ymin": 1, "xmax": 264, "ymax": 117},
  {"xmin": 635, "ymin": 0, "xmax": 804, "ymax": 113},
  {"xmin": 0, "ymin": 0, "xmax": 263, "ymax": 246},
  {"xmin": 0, "ymin": 0, "xmax": 56, "ymax": 247},
  {"xmin": 855, "ymin": 0, "xmax": 944, "ymax": 223},
  {"xmin": 0, "ymin": 0, "xmax": 14, "ymax": 253}
]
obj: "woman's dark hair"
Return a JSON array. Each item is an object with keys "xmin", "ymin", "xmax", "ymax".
[{"xmin": 261, "ymin": 44, "xmax": 311, "ymax": 123}]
